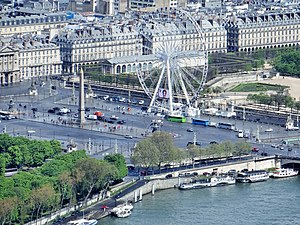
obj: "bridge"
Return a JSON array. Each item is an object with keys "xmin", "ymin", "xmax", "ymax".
[{"xmin": 277, "ymin": 155, "xmax": 300, "ymax": 170}]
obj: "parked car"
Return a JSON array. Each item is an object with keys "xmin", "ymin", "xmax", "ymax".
[
  {"xmin": 187, "ymin": 141, "xmax": 201, "ymax": 146},
  {"xmin": 210, "ymin": 141, "xmax": 218, "ymax": 145},
  {"xmin": 265, "ymin": 128, "xmax": 273, "ymax": 132},
  {"xmin": 119, "ymin": 97, "xmax": 126, "ymax": 102},
  {"xmin": 165, "ymin": 174, "xmax": 173, "ymax": 179},
  {"xmin": 103, "ymin": 95, "xmax": 110, "ymax": 100},
  {"xmin": 117, "ymin": 120, "xmax": 126, "ymax": 124},
  {"xmin": 138, "ymin": 100, "xmax": 145, "ymax": 105},
  {"xmin": 48, "ymin": 109, "xmax": 55, "ymax": 114},
  {"xmin": 125, "ymin": 135, "xmax": 133, "ymax": 139},
  {"xmin": 110, "ymin": 115, "xmax": 119, "ymax": 120},
  {"xmin": 252, "ymin": 147, "xmax": 259, "ymax": 152}
]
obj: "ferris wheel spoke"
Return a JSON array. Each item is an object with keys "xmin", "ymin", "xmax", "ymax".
[
  {"xmin": 179, "ymin": 65, "xmax": 203, "ymax": 87},
  {"xmin": 173, "ymin": 68, "xmax": 191, "ymax": 106},
  {"xmin": 177, "ymin": 67, "xmax": 198, "ymax": 97}
]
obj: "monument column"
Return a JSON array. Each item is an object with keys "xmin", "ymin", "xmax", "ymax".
[{"xmin": 79, "ymin": 68, "xmax": 85, "ymax": 125}]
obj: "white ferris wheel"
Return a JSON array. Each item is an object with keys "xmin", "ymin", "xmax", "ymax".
[{"xmin": 135, "ymin": 8, "xmax": 208, "ymax": 117}]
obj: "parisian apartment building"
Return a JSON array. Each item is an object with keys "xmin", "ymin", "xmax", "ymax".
[
  {"xmin": 0, "ymin": 35, "xmax": 62, "ymax": 85},
  {"xmin": 0, "ymin": 1, "xmax": 300, "ymax": 84}
]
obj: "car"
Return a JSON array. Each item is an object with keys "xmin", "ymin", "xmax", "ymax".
[
  {"xmin": 210, "ymin": 141, "xmax": 218, "ymax": 145},
  {"xmin": 117, "ymin": 120, "xmax": 126, "ymax": 124},
  {"xmin": 265, "ymin": 128, "xmax": 273, "ymax": 132},
  {"xmin": 110, "ymin": 115, "xmax": 119, "ymax": 120},
  {"xmin": 85, "ymin": 107, "xmax": 91, "ymax": 112},
  {"xmin": 187, "ymin": 141, "xmax": 201, "ymax": 146},
  {"xmin": 31, "ymin": 107, "xmax": 38, "ymax": 112},
  {"xmin": 261, "ymin": 152, "xmax": 268, "ymax": 156},
  {"xmin": 48, "ymin": 109, "xmax": 55, "ymax": 114},
  {"xmin": 119, "ymin": 97, "xmax": 126, "ymax": 102},
  {"xmin": 288, "ymin": 147, "xmax": 293, "ymax": 151},
  {"xmin": 107, "ymin": 120, "xmax": 115, "ymax": 124},
  {"xmin": 103, "ymin": 95, "xmax": 110, "ymax": 100},
  {"xmin": 252, "ymin": 147, "xmax": 259, "ymax": 152},
  {"xmin": 165, "ymin": 174, "xmax": 173, "ymax": 179},
  {"xmin": 271, "ymin": 144, "xmax": 279, "ymax": 148},
  {"xmin": 131, "ymin": 99, "xmax": 138, "ymax": 104},
  {"xmin": 125, "ymin": 135, "xmax": 133, "ymax": 139},
  {"xmin": 187, "ymin": 128, "xmax": 194, "ymax": 132},
  {"xmin": 138, "ymin": 100, "xmax": 145, "ymax": 105},
  {"xmin": 141, "ymin": 106, "xmax": 148, "ymax": 111}
]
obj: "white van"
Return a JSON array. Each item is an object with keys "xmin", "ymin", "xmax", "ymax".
[
  {"xmin": 237, "ymin": 130, "xmax": 244, "ymax": 138},
  {"xmin": 87, "ymin": 114, "xmax": 97, "ymax": 120},
  {"xmin": 59, "ymin": 107, "xmax": 70, "ymax": 114}
]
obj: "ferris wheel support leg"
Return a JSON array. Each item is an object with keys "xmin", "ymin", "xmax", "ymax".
[
  {"xmin": 176, "ymin": 68, "xmax": 191, "ymax": 107},
  {"xmin": 148, "ymin": 65, "xmax": 166, "ymax": 113},
  {"xmin": 166, "ymin": 58, "xmax": 174, "ymax": 114}
]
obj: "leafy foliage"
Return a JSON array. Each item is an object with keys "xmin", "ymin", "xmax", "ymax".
[
  {"xmin": 273, "ymin": 49, "xmax": 300, "ymax": 76},
  {"xmin": 104, "ymin": 154, "xmax": 128, "ymax": 178},
  {"xmin": 0, "ymin": 136, "xmax": 119, "ymax": 225}
]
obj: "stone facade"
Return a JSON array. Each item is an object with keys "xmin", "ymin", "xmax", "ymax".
[
  {"xmin": 0, "ymin": 35, "xmax": 62, "ymax": 85},
  {"xmin": 225, "ymin": 10, "xmax": 300, "ymax": 52},
  {"xmin": 0, "ymin": 11, "xmax": 68, "ymax": 36}
]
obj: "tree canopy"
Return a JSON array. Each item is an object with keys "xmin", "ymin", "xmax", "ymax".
[
  {"xmin": 0, "ymin": 134, "xmax": 121, "ymax": 225},
  {"xmin": 273, "ymin": 49, "xmax": 300, "ymax": 76}
]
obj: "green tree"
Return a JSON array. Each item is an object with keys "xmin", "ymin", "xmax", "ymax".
[
  {"xmin": 149, "ymin": 132, "xmax": 178, "ymax": 168},
  {"xmin": 294, "ymin": 101, "xmax": 300, "ymax": 113},
  {"xmin": 104, "ymin": 154, "xmax": 128, "ymax": 178},
  {"xmin": 234, "ymin": 142, "xmax": 251, "ymax": 156},
  {"xmin": 72, "ymin": 158, "xmax": 117, "ymax": 205},
  {"xmin": 57, "ymin": 171, "xmax": 73, "ymax": 209},
  {"xmin": 186, "ymin": 145, "xmax": 200, "ymax": 166},
  {"xmin": 131, "ymin": 139, "xmax": 160, "ymax": 172},
  {"xmin": 29, "ymin": 184, "xmax": 57, "ymax": 220},
  {"xmin": 220, "ymin": 141, "xmax": 235, "ymax": 157},
  {"xmin": 0, "ymin": 196, "xmax": 18, "ymax": 225},
  {"xmin": 274, "ymin": 49, "xmax": 300, "ymax": 76},
  {"xmin": 0, "ymin": 155, "xmax": 5, "ymax": 177}
]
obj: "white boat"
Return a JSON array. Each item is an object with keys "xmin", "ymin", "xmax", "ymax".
[
  {"xmin": 111, "ymin": 203, "xmax": 133, "ymax": 218},
  {"xmin": 114, "ymin": 208, "xmax": 132, "ymax": 218},
  {"xmin": 67, "ymin": 218, "xmax": 98, "ymax": 225},
  {"xmin": 270, "ymin": 168, "xmax": 298, "ymax": 178},
  {"xmin": 179, "ymin": 176, "xmax": 236, "ymax": 190},
  {"xmin": 236, "ymin": 170, "xmax": 269, "ymax": 183}
]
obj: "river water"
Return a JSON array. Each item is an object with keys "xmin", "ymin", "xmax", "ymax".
[{"xmin": 99, "ymin": 176, "xmax": 300, "ymax": 225}]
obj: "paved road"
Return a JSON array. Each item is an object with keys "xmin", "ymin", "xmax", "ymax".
[{"xmin": 1, "ymin": 79, "xmax": 300, "ymax": 159}]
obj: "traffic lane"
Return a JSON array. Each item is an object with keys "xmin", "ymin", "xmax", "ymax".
[
  {"xmin": 0, "ymin": 119, "xmax": 138, "ymax": 149},
  {"xmin": 161, "ymin": 121, "xmax": 242, "ymax": 148}
]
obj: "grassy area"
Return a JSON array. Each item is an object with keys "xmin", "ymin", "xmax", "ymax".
[{"xmin": 229, "ymin": 83, "xmax": 288, "ymax": 92}]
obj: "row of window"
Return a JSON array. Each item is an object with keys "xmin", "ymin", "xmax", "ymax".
[{"xmin": 0, "ymin": 15, "xmax": 66, "ymax": 27}]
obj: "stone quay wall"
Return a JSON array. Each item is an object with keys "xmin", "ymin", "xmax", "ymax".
[{"xmin": 119, "ymin": 156, "xmax": 279, "ymax": 202}]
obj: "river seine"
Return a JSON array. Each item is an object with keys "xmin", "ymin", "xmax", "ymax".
[{"xmin": 99, "ymin": 176, "xmax": 300, "ymax": 225}]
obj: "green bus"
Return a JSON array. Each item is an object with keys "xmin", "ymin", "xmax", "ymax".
[{"xmin": 167, "ymin": 115, "xmax": 187, "ymax": 123}]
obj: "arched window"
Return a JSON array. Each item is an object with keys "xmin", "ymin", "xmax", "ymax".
[
  {"xmin": 127, "ymin": 64, "xmax": 132, "ymax": 72},
  {"xmin": 116, "ymin": 65, "xmax": 121, "ymax": 74},
  {"xmin": 122, "ymin": 65, "xmax": 126, "ymax": 73}
]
